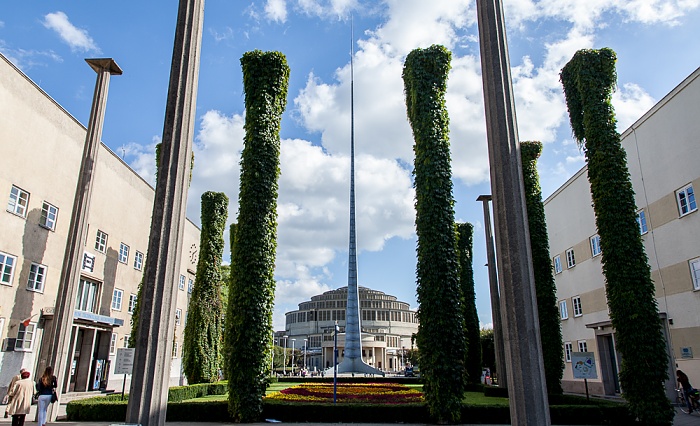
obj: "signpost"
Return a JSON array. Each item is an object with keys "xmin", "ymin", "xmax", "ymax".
[
  {"xmin": 572, "ymin": 352, "xmax": 597, "ymax": 401},
  {"xmin": 115, "ymin": 348, "xmax": 135, "ymax": 400}
]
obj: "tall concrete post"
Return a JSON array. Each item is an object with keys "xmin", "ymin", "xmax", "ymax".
[
  {"xmin": 43, "ymin": 58, "xmax": 122, "ymax": 422},
  {"xmin": 125, "ymin": 1, "xmax": 204, "ymax": 425},
  {"xmin": 476, "ymin": 195, "xmax": 507, "ymax": 390},
  {"xmin": 476, "ymin": 0, "xmax": 550, "ymax": 423}
]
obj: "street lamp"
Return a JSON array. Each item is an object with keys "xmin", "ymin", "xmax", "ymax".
[
  {"xmin": 304, "ymin": 338, "xmax": 308, "ymax": 371},
  {"xmin": 401, "ymin": 346, "xmax": 405, "ymax": 370},
  {"xmin": 333, "ymin": 321, "xmax": 339, "ymax": 404},
  {"xmin": 283, "ymin": 335, "xmax": 288, "ymax": 375},
  {"xmin": 291, "ymin": 339, "xmax": 296, "ymax": 375}
]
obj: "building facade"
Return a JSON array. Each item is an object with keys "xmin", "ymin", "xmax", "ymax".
[
  {"xmin": 279, "ymin": 286, "xmax": 419, "ymax": 374},
  {"xmin": 0, "ymin": 54, "xmax": 201, "ymax": 395},
  {"xmin": 544, "ymin": 67, "xmax": 700, "ymax": 398}
]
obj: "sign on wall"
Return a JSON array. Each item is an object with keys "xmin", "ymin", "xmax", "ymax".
[{"xmin": 572, "ymin": 352, "xmax": 598, "ymax": 379}]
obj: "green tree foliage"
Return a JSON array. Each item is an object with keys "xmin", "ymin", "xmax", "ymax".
[
  {"xmin": 520, "ymin": 141, "xmax": 564, "ymax": 396},
  {"xmin": 561, "ymin": 48, "xmax": 673, "ymax": 425},
  {"xmin": 183, "ymin": 192, "xmax": 228, "ymax": 384},
  {"xmin": 456, "ymin": 222, "xmax": 482, "ymax": 385},
  {"xmin": 403, "ymin": 44, "xmax": 465, "ymax": 423},
  {"xmin": 227, "ymin": 50, "xmax": 289, "ymax": 422}
]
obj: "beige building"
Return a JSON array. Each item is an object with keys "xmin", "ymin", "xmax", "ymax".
[
  {"xmin": 544, "ymin": 66, "xmax": 700, "ymax": 398},
  {"xmin": 280, "ymin": 286, "xmax": 419, "ymax": 374},
  {"xmin": 0, "ymin": 53, "xmax": 200, "ymax": 395}
]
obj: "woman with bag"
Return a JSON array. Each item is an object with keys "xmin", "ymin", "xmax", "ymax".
[
  {"xmin": 7, "ymin": 370, "xmax": 33, "ymax": 426},
  {"xmin": 36, "ymin": 366, "xmax": 57, "ymax": 426}
]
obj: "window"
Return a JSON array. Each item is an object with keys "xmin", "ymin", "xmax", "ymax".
[
  {"xmin": 26, "ymin": 263, "xmax": 47, "ymax": 293},
  {"xmin": 128, "ymin": 293, "xmax": 138, "ymax": 314},
  {"xmin": 188, "ymin": 278, "xmax": 194, "ymax": 294},
  {"xmin": 118, "ymin": 243, "xmax": 129, "ymax": 264},
  {"xmin": 564, "ymin": 342, "xmax": 573, "ymax": 362},
  {"xmin": 112, "ymin": 289, "xmax": 124, "ymax": 311},
  {"xmin": 677, "ymin": 184, "xmax": 697, "ymax": 216},
  {"xmin": 76, "ymin": 279, "xmax": 99, "ymax": 312},
  {"xmin": 636, "ymin": 209, "xmax": 648, "ymax": 234},
  {"xmin": 172, "ymin": 341, "xmax": 178, "ymax": 358},
  {"xmin": 0, "ymin": 251, "xmax": 17, "ymax": 286},
  {"xmin": 110, "ymin": 333, "xmax": 118, "ymax": 354},
  {"xmin": 566, "ymin": 248, "xmax": 576, "ymax": 268},
  {"xmin": 578, "ymin": 340, "xmax": 588, "ymax": 353},
  {"xmin": 690, "ymin": 258, "xmax": 700, "ymax": 291},
  {"xmin": 178, "ymin": 275, "xmax": 185, "ymax": 291},
  {"xmin": 553, "ymin": 255, "xmax": 562, "ymax": 274},
  {"xmin": 134, "ymin": 251, "xmax": 144, "ymax": 270},
  {"xmin": 559, "ymin": 300, "xmax": 569, "ymax": 320},
  {"xmin": 95, "ymin": 230, "xmax": 108, "ymax": 253},
  {"xmin": 123, "ymin": 335, "xmax": 130, "ymax": 348},
  {"xmin": 590, "ymin": 235, "xmax": 601, "ymax": 257},
  {"xmin": 7, "ymin": 185, "xmax": 29, "ymax": 217},
  {"xmin": 175, "ymin": 308, "xmax": 182, "ymax": 326},
  {"xmin": 40, "ymin": 201, "xmax": 58, "ymax": 230},
  {"xmin": 572, "ymin": 296, "xmax": 583, "ymax": 317},
  {"xmin": 15, "ymin": 322, "xmax": 36, "ymax": 351}
]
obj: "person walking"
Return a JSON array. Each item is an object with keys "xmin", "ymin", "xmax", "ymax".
[
  {"xmin": 36, "ymin": 366, "xmax": 57, "ymax": 426},
  {"xmin": 677, "ymin": 369, "xmax": 695, "ymax": 413},
  {"xmin": 3, "ymin": 368, "xmax": 26, "ymax": 418},
  {"xmin": 6, "ymin": 370, "xmax": 33, "ymax": 426}
]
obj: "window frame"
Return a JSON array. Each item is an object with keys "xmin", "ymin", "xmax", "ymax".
[
  {"xmin": 566, "ymin": 248, "xmax": 576, "ymax": 269},
  {"xmin": 95, "ymin": 230, "xmax": 108, "ymax": 253},
  {"xmin": 676, "ymin": 184, "xmax": 698, "ymax": 217},
  {"xmin": 178, "ymin": 275, "xmax": 186, "ymax": 291},
  {"xmin": 0, "ymin": 251, "xmax": 17, "ymax": 286},
  {"xmin": 118, "ymin": 243, "xmax": 130, "ymax": 264},
  {"xmin": 559, "ymin": 300, "xmax": 569, "ymax": 320},
  {"xmin": 175, "ymin": 308, "xmax": 182, "ymax": 326},
  {"xmin": 590, "ymin": 235, "xmax": 601, "ymax": 257},
  {"xmin": 578, "ymin": 340, "xmax": 588, "ymax": 353},
  {"xmin": 112, "ymin": 288, "xmax": 124, "ymax": 311},
  {"xmin": 7, "ymin": 185, "xmax": 30, "ymax": 218},
  {"xmin": 128, "ymin": 293, "xmax": 138, "ymax": 314},
  {"xmin": 40, "ymin": 201, "xmax": 59, "ymax": 231},
  {"xmin": 636, "ymin": 209, "xmax": 648, "ymax": 235},
  {"xmin": 26, "ymin": 262, "xmax": 47, "ymax": 293},
  {"xmin": 123, "ymin": 335, "xmax": 130, "ymax": 348},
  {"xmin": 134, "ymin": 251, "xmax": 144, "ymax": 271},
  {"xmin": 553, "ymin": 255, "xmax": 562, "ymax": 274},
  {"xmin": 572, "ymin": 295, "xmax": 583, "ymax": 317},
  {"xmin": 110, "ymin": 333, "xmax": 118, "ymax": 354},
  {"xmin": 15, "ymin": 322, "xmax": 36, "ymax": 351},
  {"xmin": 188, "ymin": 278, "xmax": 194, "ymax": 294},
  {"xmin": 76, "ymin": 278, "xmax": 99, "ymax": 313},
  {"xmin": 172, "ymin": 341, "xmax": 178, "ymax": 358},
  {"xmin": 689, "ymin": 258, "xmax": 700, "ymax": 291},
  {"xmin": 564, "ymin": 342, "xmax": 573, "ymax": 362}
]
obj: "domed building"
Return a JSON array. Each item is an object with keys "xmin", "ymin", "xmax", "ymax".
[{"xmin": 277, "ymin": 286, "xmax": 419, "ymax": 374}]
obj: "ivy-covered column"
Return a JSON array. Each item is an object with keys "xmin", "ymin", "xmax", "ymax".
[
  {"xmin": 456, "ymin": 222, "xmax": 482, "ymax": 385},
  {"xmin": 403, "ymin": 44, "xmax": 465, "ymax": 424},
  {"xmin": 561, "ymin": 48, "xmax": 673, "ymax": 425},
  {"xmin": 227, "ymin": 50, "xmax": 289, "ymax": 422},
  {"xmin": 183, "ymin": 191, "xmax": 228, "ymax": 384},
  {"xmin": 520, "ymin": 141, "xmax": 563, "ymax": 396}
]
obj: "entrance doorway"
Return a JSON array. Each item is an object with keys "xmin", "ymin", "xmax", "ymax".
[{"xmin": 597, "ymin": 334, "xmax": 620, "ymax": 395}]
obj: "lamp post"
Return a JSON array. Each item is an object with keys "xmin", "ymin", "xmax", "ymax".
[
  {"xmin": 291, "ymin": 339, "xmax": 296, "ymax": 376},
  {"xmin": 334, "ymin": 321, "xmax": 339, "ymax": 404},
  {"xmin": 283, "ymin": 335, "xmax": 288, "ymax": 375},
  {"xmin": 304, "ymin": 338, "xmax": 308, "ymax": 371},
  {"xmin": 401, "ymin": 346, "xmax": 405, "ymax": 370}
]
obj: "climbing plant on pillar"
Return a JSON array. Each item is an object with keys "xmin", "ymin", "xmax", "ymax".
[
  {"xmin": 403, "ymin": 44, "xmax": 465, "ymax": 423},
  {"xmin": 456, "ymin": 222, "xmax": 482, "ymax": 385},
  {"xmin": 183, "ymin": 191, "xmax": 228, "ymax": 384},
  {"xmin": 227, "ymin": 50, "xmax": 289, "ymax": 422},
  {"xmin": 520, "ymin": 141, "xmax": 563, "ymax": 396},
  {"xmin": 560, "ymin": 48, "xmax": 673, "ymax": 425}
]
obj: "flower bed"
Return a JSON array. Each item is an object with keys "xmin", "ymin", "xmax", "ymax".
[{"xmin": 265, "ymin": 382, "xmax": 423, "ymax": 404}]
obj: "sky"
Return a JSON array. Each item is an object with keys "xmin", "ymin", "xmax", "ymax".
[{"xmin": 1, "ymin": 0, "xmax": 699, "ymax": 332}]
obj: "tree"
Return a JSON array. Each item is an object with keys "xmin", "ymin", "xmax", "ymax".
[
  {"xmin": 520, "ymin": 141, "xmax": 564, "ymax": 396},
  {"xmin": 480, "ymin": 328, "xmax": 495, "ymax": 378},
  {"xmin": 403, "ymin": 44, "xmax": 465, "ymax": 423},
  {"xmin": 456, "ymin": 222, "xmax": 482, "ymax": 385},
  {"xmin": 183, "ymin": 191, "xmax": 228, "ymax": 384},
  {"xmin": 561, "ymin": 48, "xmax": 673, "ymax": 425},
  {"xmin": 227, "ymin": 50, "xmax": 289, "ymax": 422}
]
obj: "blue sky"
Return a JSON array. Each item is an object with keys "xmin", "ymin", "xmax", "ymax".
[{"xmin": 1, "ymin": 0, "xmax": 699, "ymax": 331}]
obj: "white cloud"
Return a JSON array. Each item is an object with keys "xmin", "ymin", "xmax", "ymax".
[
  {"xmin": 42, "ymin": 12, "xmax": 100, "ymax": 53},
  {"xmin": 121, "ymin": 137, "xmax": 159, "ymax": 186},
  {"xmin": 265, "ymin": 0, "xmax": 288, "ymax": 22},
  {"xmin": 294, "ymin": 0, "xmax": 359, "ymax": 19},
  {"xmin": 612, "ymin": 83, "xmax": 657, "ymax": 131}
]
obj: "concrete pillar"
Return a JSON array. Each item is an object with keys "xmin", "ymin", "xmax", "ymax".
[
  {"xmin": 476, "ymin": 0, "xmax": 550, "ymax": 423},
  {"xmin": 125, "ymin": 1, "xmax": 203, "ymax": 425},
  {"xmin": 476, "ymin": 195, "xmax": 507, "ymax": 389},
  {"xmin": 42, "ymin": 58, "xmax": 121, "ymax": 422}
]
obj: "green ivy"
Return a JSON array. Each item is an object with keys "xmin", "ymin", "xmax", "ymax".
[
  {"xmin": 456, "ymin": 222, "xmax": 482, "ymax": 385},
  {"xmin": 183, "ymin": 191, "xmax": 229, "ymax": 384},
  {"xmin": 520, "ymin": 141, "xmax": 563, "ymax": 396},
  {"xmin": 227, "ymin": 50, "xmax": 289, "ymax": 422},
  {"xmin": 560, "ymin": 48, "xmax": 673, "ymax": 425},
  {"xmin": 403, "ymin": 44, "xmax": 465, "ymax": 424}
]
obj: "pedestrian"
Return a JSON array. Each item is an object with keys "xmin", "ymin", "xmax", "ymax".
[
  {"xmin": 677, "ymin": 369, "xmax": 695, "ymax": 413},
  {"xmin": 6, "ymin": 370, "xmax": 32, "ymax": 426},
  {"xmin": 36, "ymin": 366, "xmax": 57, "ymax": 426},
  {"xmin": 3, "ymin": 368, "xmax": 26, "ymax": 418}
]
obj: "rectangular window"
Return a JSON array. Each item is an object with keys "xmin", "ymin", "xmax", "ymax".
[
  {"xmin": 578, "ymin": 340, "xmax": 588, "ymax": 353},
  {"xmin": 636, "ymin": 209, "xmax": 648, "ymax": 234},
  {"xmin": 112, "ymin": 288, "xmax": 123, "ymax": 311},
  {"xmin": 590, "ymin": 235, "xmax": 601, "ymax": 257},
  {"xmin": 123, "ymin": 335, "xmax": 130, "ymax": 348},
  {"xmin": 27, "ymin": 263, "xmax": 47, "ymax": 293},
  {"xmin": 40, "ymin": 201, "xmax": 58, "ymax": 230},
  {"xmin": 564, "ymin": 342, "xmax": 572, "ymax": 362},
  {"xmin": 110, "ymin": 333, "xmax": 118, "ymax": 354},
  {"xmin": 118, "ymin": 243, "xmax": 129, "ymax": 264},
  {"xmin": 172, "ymin": 341, "xmax": 178, "ymax": 358},
  {"xmin": 175, "ymin": 308, "xmax": 182, "ymax": 326},
  {"xmin": 179, "ymin": 275, "xmax": 185, "ymax": 290},
  {"xmin": 559, "ymin": 300, "xmax": 569, "ymax": 320},
  {"xmin": 553, "ymin": 255, "xmax": 562, "ymax": 274},
  {"xmin": 677, "ymin": 184, "xmax": 697, "ymax": 216},
  {"xmin": 15, "ymin": 322, "xmax": 36, "ymax": 351},
  {"xmin": 95, "ymin": 230, "xmax": 108, "ymax": 253},
  {"xmin": 76, "ymin": 279, "xmax": 99, "ymax": 313},
  {"xmin": 566, "ymin": 248, "xmax": 576, "ymax": 268},
  {"xmin": 690, "ymin": 258, "xmax": 700, "ymax": 291},
  {"xmin": 188, "ymin": 278, "xmax": 194, "ymax": 294},
  {"xmin": 0, "ymin": 251, "xmax": 17, "ymax": 286},
  {"xmin": 7, "ymin": 185, "xmax": 29, "ymax": 217},
  {"xmin": 133, "ymin": 251, "xmax": 144, "ymax": 270},
  {"xmin": 128, "ymin": 293, "xmax": 137, "ymax": 314},
  {"xmin": 572, "ymin": 296, "xmax": 583, "ymax": 317}
]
